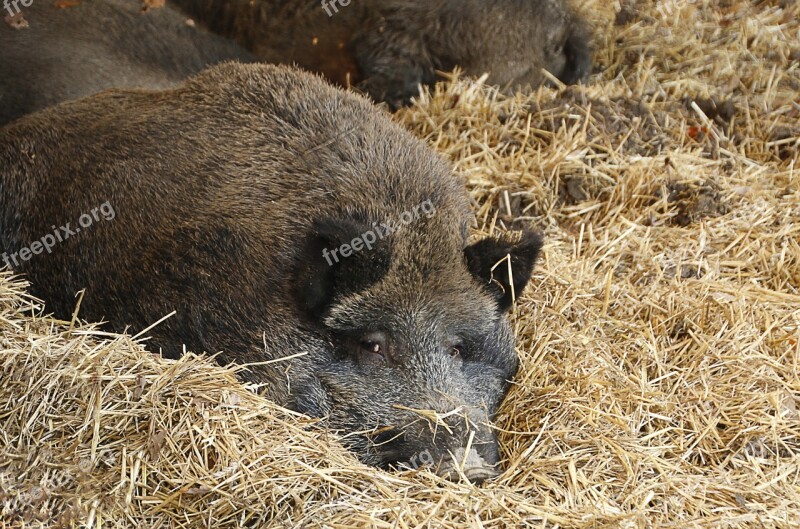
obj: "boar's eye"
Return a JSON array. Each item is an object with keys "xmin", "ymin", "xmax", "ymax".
[
  {"xmin": 357, "ymin": 331, "xmax": 388, "ymax": 365},
  {"xmin": 448, "ymin": 338, "xmax": 466, "ymax": 360},
  {"xmin": 547, "ymin": 43, "xmax": 564, "ymax": 57}
]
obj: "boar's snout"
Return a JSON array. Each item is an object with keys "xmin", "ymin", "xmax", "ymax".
[
  {"xmin": 404, "ymin": 404, "xmax": 503, "ymax": 484},
  {"xmin": 437, "ymin": 446, "xmax": 502, "ymax": 484},
  {"xmin": 557, "ymin": 23, "xmax": 592, "ymax": 85}
]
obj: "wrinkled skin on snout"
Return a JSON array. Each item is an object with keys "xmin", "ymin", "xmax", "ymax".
[{"xmin": 0, "ymin": 63, "xmax": 542, "ymax": 482}]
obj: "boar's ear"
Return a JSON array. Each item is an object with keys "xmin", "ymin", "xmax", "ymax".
[
  {"xmin": 464, "ymin": 230, "xmax": 543, "ymax": 312},
  {"xmin": 296, "ymin": 218, "xmax": 391, "ymax": 320}
]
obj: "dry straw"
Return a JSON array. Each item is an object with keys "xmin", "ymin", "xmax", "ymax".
[{"xmin": 2, "ymin": 0, "xmax": 799, "ymax": 527}]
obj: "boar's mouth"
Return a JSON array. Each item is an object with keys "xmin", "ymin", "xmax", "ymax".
[
  {"xmin": 437, "ymin": 464, "xmax": 501, "ymax": 484},
  {"xmin": 364, "ymin": 426, "xmax": 414, "ymax": 469}
]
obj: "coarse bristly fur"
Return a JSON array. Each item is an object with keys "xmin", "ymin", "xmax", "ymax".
[
  {"xmin": 172, "ymin": 0, "xmax": 593, "ymax": 107},
  {"xmin": 0, "ymin": 0, "xmax": 254, "ymax": 126},
  {"xmin": 0, "ymin": 0, "xmax": 592, "ymax": 123},
  {"xmin": 0, "ymin": 62, "xmax": 542, "ymax": 481}
]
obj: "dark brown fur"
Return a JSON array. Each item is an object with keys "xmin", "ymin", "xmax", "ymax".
[
  {"xmin": 173, "ymin": 0, "xmax": 593, "ymax": 107},
  {"xmin": 0, "ymin": 0, "xmax": 254, "ymax": 125},
  {"xmin": 0, "ymin": 0, "xmax": 592, "ymax": 124},
  {"xmin": 0, "ymin": 63, "xmax": 542, "ymax": 481}
]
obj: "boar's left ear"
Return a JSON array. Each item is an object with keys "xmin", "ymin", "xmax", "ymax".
[{"xmin": 464, "ymin": 230, "xmax": 543, "ymax": 312}]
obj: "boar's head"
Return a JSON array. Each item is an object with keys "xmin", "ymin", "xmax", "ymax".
[
  {"xmin": 292, "ymin": 215, "xmax": 542, "ymax": 483},
  {"xmin": 352, "ymin": 0, "xmax": 592, "ymax": 107},
  {"xmin": 459, "ymin": 0, "xmax": 593, "ymax": 89}
]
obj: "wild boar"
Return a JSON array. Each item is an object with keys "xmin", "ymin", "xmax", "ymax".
[
  {"xmin": 0, "ymin": 0, "xmax": 254, "ymax": 125},
  {"xmin": 0, "ymin": 0, "xmax": 591, "ymax": 124},
  {"xmin": 0, "ymin": 63, "xmax": 542, "ymax": 482},
  {"xmin": 172, "ymin": 0, "xmax": 594, "ymax": 107}
]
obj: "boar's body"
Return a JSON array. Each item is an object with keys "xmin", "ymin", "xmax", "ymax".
[
  {"xmin": 0, "ymin": 0, "xmax": 254, "ymax": 125},
  {"xmin": 0, "ymin": 63, "xmax": 541, "ymax": 481},
  {"xmin": 0, "ymin": 0, "xmax": 591, "ymax": 124},
  {"xmin": 173, "ymin": 0, "xmax": 593, "ymax": 107}
]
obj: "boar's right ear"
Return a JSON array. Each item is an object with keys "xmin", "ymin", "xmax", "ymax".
[
  {"xmin": 464, "ymin": 230, "xmax": 543, "ymax": 312},
  {"xmin": 296, "ymin": 218, "xmax": 391, "ymax": 320}
]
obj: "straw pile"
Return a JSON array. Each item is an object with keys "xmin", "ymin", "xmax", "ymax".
[{"xmin": 2, "ymin": 0, "xmax": 799, "ymax": 527}]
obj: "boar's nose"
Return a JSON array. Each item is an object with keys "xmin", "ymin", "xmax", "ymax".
[
  {"xmin": 558, "ymin": 29, "xmax": 592, "ymax": 85},
  {"xmin": 430, "ymin": 405, "xmax": 503, "ymax": 484},
  {"xmin": 436, "ymin": 446, "xmax": 502, "ymax": 484}
]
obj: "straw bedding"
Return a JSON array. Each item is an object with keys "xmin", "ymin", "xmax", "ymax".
[{"xmin": 1, "ymin": 0, "xmax": 799, "ymax": 527}]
